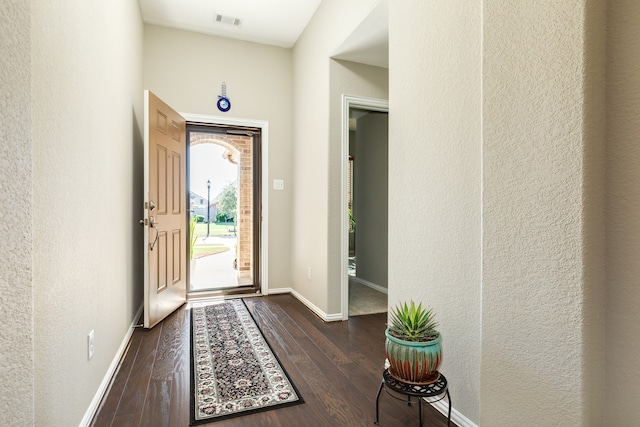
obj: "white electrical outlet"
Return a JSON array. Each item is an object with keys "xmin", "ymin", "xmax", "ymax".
[
  {"xmin": 307, "ymin": 267, "xmax": 312, "ymax": 280},
  {"xmin": 88, "ymin": 330, "xmax": 95, "ymax": 360},
  {"xmin": 273, "ymin": 179, "xmax": 284, "ymax": 190}
]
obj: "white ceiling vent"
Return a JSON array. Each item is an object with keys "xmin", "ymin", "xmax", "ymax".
[{"xmin": 214, "ymin": 13, "xmax": 242, "ymax": 27}]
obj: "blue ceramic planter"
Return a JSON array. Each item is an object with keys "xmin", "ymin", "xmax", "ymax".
[{"xmin": 385, "ymin": 327, "xmax": 442, "ymax": 385}]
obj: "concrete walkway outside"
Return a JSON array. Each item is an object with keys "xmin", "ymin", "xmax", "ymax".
[{"xmin": 190, "ymin": 235, "xmax": 241, "ymax": 291}]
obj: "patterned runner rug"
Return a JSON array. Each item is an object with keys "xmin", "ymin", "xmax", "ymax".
[{"xmin": 190, "ymin": 299, "xmax": 303, "ymax": 424}]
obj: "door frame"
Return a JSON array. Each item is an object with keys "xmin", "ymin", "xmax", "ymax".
[
  {"xmin": 340, "ymin": 95, "xmax": 389, "ymax": 320},
  {"xmin": 182, "ymin": 112, "xmax": 269, "ymax": 296}
]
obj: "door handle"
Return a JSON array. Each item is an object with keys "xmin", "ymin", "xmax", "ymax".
[
  {"xmin": 148, "ymin": 216, "xmax": 159, "ymax": 251},
  {"xmin": 137, "ymin": 216, "xmax": 159, "ymax": 228},
  {"xmin": 139, "ymin": 216, "xmax": 159, "ymax": 249}
]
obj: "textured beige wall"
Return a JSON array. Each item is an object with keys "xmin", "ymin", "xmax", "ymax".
[
  {"xmin": 606, "ymin": 1, "xmax": 640, "ymax": 423},
  {"xmin": 292, "ymin": 0, "xmax": 380, "ymax": 314},
  {"xmin": 0, "ymin": 2, "xmax": 34, "ymax": 426},
  {"xmin": 31, "ymin": 0, "xmax": 144, "ymax": 425},
  {"xmin": 143, "ymin": 25, "xmax": 294, "ymax": 290},
  {"xmin": 581, "ymin": 1, "xmax": 607, "ymax": 423},
  {"xmin": 482, "ymin": 1, "xmax": 606, "ymax": 425},
  {"xmin": 388, "ymin": 1, "xmax": 482, "ymax": 422}
]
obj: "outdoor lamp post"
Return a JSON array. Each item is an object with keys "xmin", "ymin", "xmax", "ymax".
[{"xmin": 206, "ymin": 179, "xmax": 211, "ymax": 238}]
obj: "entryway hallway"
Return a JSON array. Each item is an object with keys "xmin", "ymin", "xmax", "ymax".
[{"xmin": 90, "ymin": 294, "xmax": 455, "ymax": 427}]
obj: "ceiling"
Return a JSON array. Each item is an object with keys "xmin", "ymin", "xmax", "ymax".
[
  {"xmin": 331, "ymin": 0, "xmax": 388, "ymax": 68},
  {"xmin": 138, "ymin": 0, "xmax": 322, "ymax": 48},
  {"xmin": 138, "ymin": 0, "xmax": 388, "ymax": 68}
]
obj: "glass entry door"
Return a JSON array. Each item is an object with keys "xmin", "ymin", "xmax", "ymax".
[{"xmin": 186, "ymin": 124, "xmax": 261, "ymax": 294}]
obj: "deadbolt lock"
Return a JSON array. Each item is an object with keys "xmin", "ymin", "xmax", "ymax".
[{"xmin": 144, "ymin": 200, "xmax": 157, "ymax": 211}]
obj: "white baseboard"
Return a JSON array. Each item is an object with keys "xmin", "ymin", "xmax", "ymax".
[
  {"xmin": 265, "ymin": 286, "xmax": 293, "ymax": 295},
  {"xmin": 349, "ymin": 275, "xmax": 388, "ymax": 294},
  {"xmin": 79, "ymin": 304, "xmax": 144, "ymax": 427},
  {"xmin": 259, "ymin": 287, "xmax": 343, "ymax": 322},
  {"xmin": 429, "ymin": 398, "xmax": 478, "ymax": 427},
  {"xmin": 290, "ymin": 289, "xmax": 343, "ymax": 322}
]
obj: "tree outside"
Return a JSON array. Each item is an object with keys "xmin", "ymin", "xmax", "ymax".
[{"xmin": 218, "ymin": 182, "xmax": 237, "ymax": 223}]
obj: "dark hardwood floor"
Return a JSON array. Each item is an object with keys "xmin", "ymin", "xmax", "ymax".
[{"xmin": 91, "ymin": 294, "xmax": 455, "ymax": 427}]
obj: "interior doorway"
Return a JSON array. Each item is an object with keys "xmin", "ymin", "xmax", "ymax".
[
  {"xmin": 186, "ymin": 123, "xmax": 262, "ymax": 295},
  {"xmin": 341, "ymin": 96, "xmax": 389, "ymax": 319}
]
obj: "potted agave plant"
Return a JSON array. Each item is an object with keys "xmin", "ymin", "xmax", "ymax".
[{"xmin": 385, "ymin": 300, "xmax": 442, "ymax": 385}]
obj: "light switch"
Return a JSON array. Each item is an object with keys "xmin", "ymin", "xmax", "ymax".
[{"xmin": 273, "ymin": 179, "xmax": 284, "ymax": 190}]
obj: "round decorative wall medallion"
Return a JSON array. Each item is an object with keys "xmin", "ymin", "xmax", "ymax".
[{"xmin": 217, "ymin": 96, "xmax": 231, "ymax": 112}]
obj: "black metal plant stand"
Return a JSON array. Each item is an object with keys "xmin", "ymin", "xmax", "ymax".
[{"xmin": 374, "ymin": 369, "xmax": 451, "ymax": 427}]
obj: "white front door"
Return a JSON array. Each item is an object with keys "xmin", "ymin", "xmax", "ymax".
[{"xmin": 143, "ymin": 90, "xmax": 187, "ymax": 328}]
